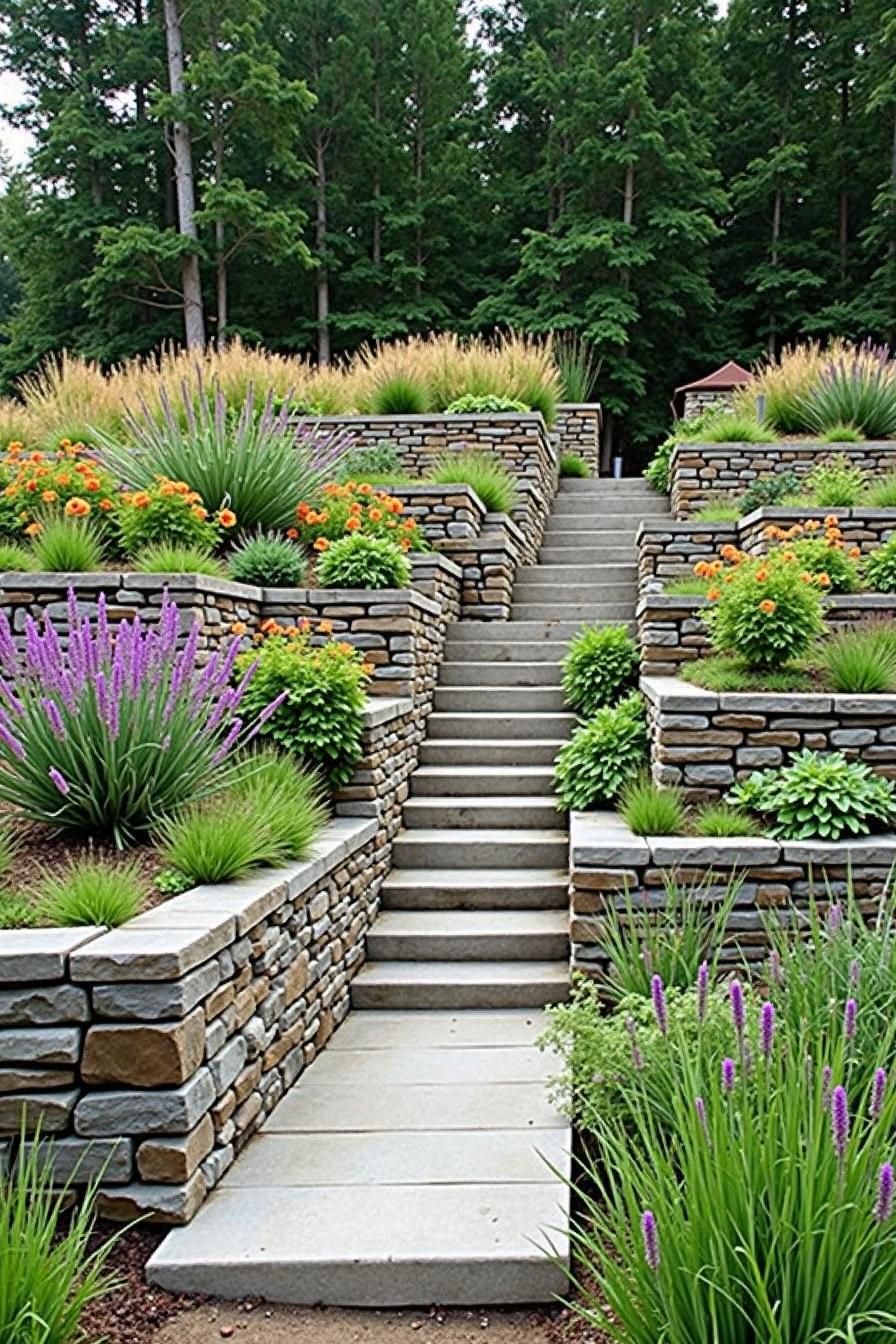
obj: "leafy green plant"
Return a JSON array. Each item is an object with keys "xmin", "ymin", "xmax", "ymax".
[
  {"xmin": 367, "ymin": 374, "xmax": 430, "ymax": 415},
  {"xmin": 863, "ymin": 535, "xmax": 896, "ymax": 592},
  {"xmin": 864, "ymin": 472, "xmax": 896, "ymax": 507},
  {"xmin": 730, "ymin": 749, "xmax": 896, "ymax": 840},
  {"xmin": 806, "ymin": 455, "xmax": 868, "ymax": 507},
  {"xmin": 693, "ymin": 801, "xmax": 762, "ymax": 836},
  {"xmin": 618, "ymin": 774, "xmax": 686, "ymax": 836},
  {"xmin": 820, "ymin": 422, "xmax": 865, "ymax": 443},
  {"xmin": 561, "ymin": 624, "xmax": 639, "ymax": 716},
  {"xmin": 823, "ymin": 624, "xmax": 896, "ymax": 693},
  {"xmin": 132, "ymin": 543, "xmax": 226, "ymax": 576},
  {"xmin": 157, "ymin": 795, "xmax": 274, "ymax": 883},
  {"xmin": 0, "ymin": 541, "xmax": 32, "ymax": 571},
  {"xmin": 444, "ymin": 393, "xmax": 529, "ymax": 414},
  {"xmin": 554, "ymin": 332, "xmax": 599, "ymax": 402},
  {"xmin": 787, "ymin": 534, "xmax": 858, "ymax": 591},
  {"xmin": 316, "ymin": 533, "xmax": 411, "ymax": 589},
  {"xmin": 704, "ymin": 551, "xmax": 825, "ymax": 669},
  {"xmin": 30, "ymin": 518, "xmax": 104, "ymax": 572},
  {"xmin": 0, "ymin": 893, "xmax": 37, "ymax": 928},
  {"xmin": 228, "ymin": 533, "xmax": 307, "ymax": 587},
  {"xmin": 739, "ymin": 469, "xmax": 802, "ymax": 513},
  {"xmin": 0, "ymin": 1124, "xmax": 121, "ymax": 1341},
  {"xmin": 230, "ymin": 748, "xmax": 327, "ymax": 864},
  {"xmin": 117, "ymin": 477, "xmax": 226, "ymax": 556},
  {"xmin": 559, "ymin": 452, "xmax": 591, "ymax": 478},
  {"xmin": 236, "ymin": 629, "xmax": 369, "ymax": 787},
  {"xmin": 428, "ymin": 451, "xmax": 517, "ymax": 514},
  {"xmin": 800, "ymin": 345, "xmax": 896, "ymax": 438},
  {"xmin": 554, "ymin": 693, "xmax": 647, "ymax": 810},
  {"xmin": 643, "ymin": 437, "xmax": 674, "ymax": 494},
  {"xmin": 39, "ymin": 857, "xmax": 145, "ymax": 926},
  {"xmin": 700, "ymin": 412, "xmax": 775, "ymax": 443},
  {"xmin": 334, "ymin": 442, "xmax": 405, "ymax": 483}
]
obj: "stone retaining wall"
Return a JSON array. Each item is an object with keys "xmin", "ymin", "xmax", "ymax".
[
  {"xmin": 551, "ymin": 404, "xmax": 601, "ymax": 473},
  {"xmin": 638, "ymin": 593, "xmax": 896, "ymax": 677},
  {"xmin": 738, "ymin": 506, "xmax": 896, "ymax": 556},
  {"xmin": 569, "ymin": 812, "xmax": 896, "ymax": 975},
  {"xmin": 643, "ymin": 675, "xmax": 896, "ymax": 802},
  {"xmin": 670, "ymin": 441, "xmax": 896, "ymax": 518},
  {"xmin": 0, "ymin": 697, "xmax": 417, "ymax": 1223},
  {"xmin": 377, "ymin": 483, "xmax": 486, "ymax": 541}
]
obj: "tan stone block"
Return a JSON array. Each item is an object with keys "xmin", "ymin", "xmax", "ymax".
[
  {"xmin": 211, "ymin": 1088, "xmax": 235, "ymax": 1128},
  {"xmin": 233, "ymin": 1059, "xmax": 262, "ymax": 1105},
  {"xmin": 574, "ymin": 868, "xmax": 636, "ymax": 891},
  {"xmin": 204, "ymin": 983, "xmax": 236, "ymax": 1022},
  {"xmin": 81, "ymin": 1007, "xmax": 205, "ymax": 1087},
  {"xmin": 283, "ymin": 953, "xmax": 310, "ymax": 1006},
  {"xmin": 233, "ymin": 1091, "xmax": 262, "ymax": 1135},
  {"xmin": 136, "ymin": 1114, "xmax": 214, "ymax": 1184},
  {"xmin": 234, "ymin": 987, "xmax": 255, "ymax": 1027},
  {"xmin": 262, "ymin": 1021, "xmax": 302, "ymax": 1071}
]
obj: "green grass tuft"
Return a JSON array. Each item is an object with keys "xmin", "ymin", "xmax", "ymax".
[
  {"xmin": 30, "ymin": 518, "xmax": 104, "ymax": 572},
  {"xmin": 559, "ymin": 452, "xmax": 591, "ymax": 478},
  {"xmin": 0, "ymin": 541, "xmax": 33, "ymax": 572},
  {"xmin": 39, "ymin": 858, "xmax": 146, "ymax": 927},
  {"xmin": 427, "ymin": 451, "xmax": 517, "ymax": 514},
  {"xmin": 132, "ymin": 543, "xmax": 226, "ymax": 576},
  {"xmin": 619, "ymin": 773, "xmax": 687, "ymax": 836},
  {"xmin": 693, "ymin": 802, "xmax": 763, "ymax": 837},
  {"xmin": 823, "ymin": 625, "xmax": 896, "ymax": 694}
]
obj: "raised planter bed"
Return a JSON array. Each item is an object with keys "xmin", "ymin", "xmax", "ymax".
[{"xmin": 569, "ymin": 810, "xmax": 896, "ymax": 975}]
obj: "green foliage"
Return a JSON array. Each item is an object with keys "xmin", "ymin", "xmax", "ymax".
[
  {"xmin": 30, "ymin": 518, "xmax": 104, "ymax": 573},
  {"xmin": 863, "ymin": 536, "xmax": 896, "ymax": 593},
  {"xmin": 133, "ymin": 544, "xmax": 226, "ymax": 576},
  {"xmin": 117, "ymin": 480, "xmax": 222, "ymax": 557},
  {"xmin": 428, "ymin": 452, "xmax": 517, "ymax": 514},
  {"xmin": 705, "ymin": 553, "xmax": 825, "ymax": 669},
  {"xmin": 334, "ymin": 443, "xmax": 404, "ymax": 483},
  {"xmin": 730, "ymin": 749, "xmax": 896, "ymax": 840},
  {"xmin": 228, "ymin": 533, "xmax": 307, "ymax": 587},
  {"xmin": 801, "ymin": 348, "xmax": 896, "ymax": 438},
  {"xmin": 823, "ymin": 625, "xmax": 896, "ymax": 693},
  {"xmin": 444, "ymin": 394, "xmax": 529, "ymax": 414},
  {"xmin": 561, "ymin": 624, "xmax": 639, "ymax": 716},
  {"xmin": 806, "ymin": 455, "xmax": 868, "ymax": 507},
  {"xmin": 699, "ymin": 412, "xmax": 774, "ymax": 443},
  {"xmin": 864, "ymin": 472, "xmax": 896, "ymax": 508},
  {"xmin": 559, "ymin": 453, "xmax": 591, "ymax": 478},
  {"xmin": 787, "ymin": 535, "xmax": 858, "ymax": 592},
  {"xmin": 230, "ymin": 748, "xmax": 327, "ymax": 864},
  {"xmin": 663, "ymin": 575, "xmax": 710, "ymax": 596},
  {"xmin": 366, "ymin": 374, "xmax": 431, "ymax": 415},
  {"xmin": 554, "ymin": 333, "xmax": 599, "ymax": 403},
  {"xmin": 39, "ymin": 858, "xmax": 145, "ymax": 927},
  {"xmin": 158, "ymin": 797, "xmax": 271, "ymax": 883},
  {"xmin": 681, "ymin": 655, "xmax": 810, "ymax": 693},
  {"xmin": 316, "ymin": 533, "xmax": 411, "ymax": 589},
  {"xmin": 820, "ymin": 422, "xmax": 865, "ymax": 443},
  {"xmin": 739, "ymin": 470, "xmax": 802, "ymax": 513},
  {"xmin": 692, "ymin": 503, "xmax": 741, "ymax": 522},
  {"xmin": 0, "ymin": 1125, "xmax": 120, "ymax": 1341},
  {"xmin": 0, "ymin": 894, "xmax": 38, "ymax": 929},
  {"xmin": 236, "ymin": 632, "xmax": 368, "ymax": 788},
  {"xmin": 0, "ymin": 541, "xmax": 32, "ymax": 571},
  {"xmin": 643, "ymin": 438, "xmax": 674, "ymax": 494},
  {"xmin": 693, "ymin": 802, "xmax": 762, "ymax": 837},
  {"xmin": 553, "ymin": 693, "xmax": 647, "ymax": 811},
  {"xmin": 618, "ymin": 774, "xmax": 686, "ymax": 837}
]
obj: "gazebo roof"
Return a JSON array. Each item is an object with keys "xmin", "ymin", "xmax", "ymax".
[{"xmin": 675, "ymin": 360, "xmax": 753, "ymax": 395}]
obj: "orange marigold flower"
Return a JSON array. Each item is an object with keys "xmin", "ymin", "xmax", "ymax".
[
  {"xmin": 64, "ymin": 497, "xmax": 90, "ymax": 517},
  {"xmin": 40, "ymin": 489, "xmax": 57, "ymax": 503},
  {"xmin": 260, "ymin": 618, "xmax": 281, "ymax": 635},
  {"xmin": 759, "ymin": 599, "xmax": 777, "ymax": 614},
  {"xmin": 818, "ymin": 572, "xmax": 831, "ymax": 587},
  {"xmin": 318, "ymin": 619, "xmax": 333, "ymax": 635},
  {"xmin": 349, "ymin": 502, "xmax": 363, "ymax": 515},
  {"xmin": 849, "ymin": 546, "xmax": 861, "ymax": 559},
  {"xmin": 24, "ymin": 521, "xmax": 42, "ymax": 537},
  {"xmin": 24, "ymin": 480, "xmax": 37, "ymax": 493},
  {"xmin": 358, "ymin": 483, "xmax": 373, "ymax": 495},
  {"xmin": 824, "ymin": 515, "xmax": 838, "ymax": 527},
  {"xmin": 361, "ymin": 662, "xmax": 375, "ymax": 675},
  {"xmin": 706, "ymin": 588, "xmax": 721, "ymax": 602},
  {"xmin": 296, "ymin": 502, "xmax": 310, "ymax": 520},
  {"xmin": 720, "ymin": 544, "xmax": 739, "ymax": 561},
  {"xmin": 368, "ymin": 507, "xmax": 383, "ymax": 522},
  {"xmin": 2, "ymin": 485, "xmax": 16, "ymax": 498},
  {"xmin": 338, "ymin": 641, "xmax": 354, "ymax": 655},
  {"xmin": 345, "ymin": 517, "xmax": 361, "ymax": 531},
  {"xmin": 84, "ymin": 478, "xmax": 101, "ymax": 492},
  {"xmin": 805, "ymin": 519, "xmax": 821, "ymax": 532},
  {"xmin": 99, "ymin": 498, "xmax": 114, "ymax": 512},
  {"xmin": 59, "ymin": 439, "xmax": 72, "ymax": 449},
  {"xmin": 174, "ymin": 481, "xmax": 191, "ymax": 496},
  {"xmin": 299, "ymin": 618, "xmax": 312, "ymax": 631},
  {"xmin": 324, "ymin": 482, "xmax": 340, "ymax": 495},
  {"xmin": 192, "ymin": 506, "xmax": 208, "ymax": 521},
  {"xmin": 160, "ymin": 481, "xmax": 177, "ymax": 496},
  {"xmin": 402, "ymin": 518, "xmax": 417, "ymax": 530},
  {"xmin": 386, "ymin": 498, "xmax": 403, "ymax": 515},
  {"xmin": 801, "ymin": 571, "xmax": 814, "ymax": 583},
  {"xmin": 230, "ymin": 621, "xmax": 248, "ymax": 636},
  {"xmin": 694, "ymin": 561, "xmax": 710, "ymax": 578},
  {"xmin": 782, "ymin": 549, "xmax": 797, "ymax": 562},
  {"xmin": 218, "ymin": 508, "xmax": 237, "ymax": 528},
  {"xmin": 132, "ymin": 491, "xmax": 151, "ymax": 508},
  {"xmin": 400, "ymin": 537, "xmax": 412, "ymax": 551},
  {"xmin": 314, "ymin": 537, "xmax": 329, "ymax": 552},
  {"xmin": 755, "ymin": 568, "xmax": 769, "ymax": 582}
]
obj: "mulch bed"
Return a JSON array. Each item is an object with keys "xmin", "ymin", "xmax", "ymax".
[{"xmin": 78, "ymin": 1223, "xmax": 197, "ymax": 1344}]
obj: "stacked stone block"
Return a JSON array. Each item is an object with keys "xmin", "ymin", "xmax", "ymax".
[{"xmin": 550, "ymin": 404, "xmax": 601, "ymax": 473}]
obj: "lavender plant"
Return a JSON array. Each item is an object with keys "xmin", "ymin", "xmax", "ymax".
[
  {"xmin": 0, "ymin": 591, "xmax": 282, "ymax": 845},
  {"xmin": 568, "ymin": 968, "xmax": 896, "ymax": 1344}
]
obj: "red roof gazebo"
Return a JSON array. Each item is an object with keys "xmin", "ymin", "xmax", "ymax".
[{"xmin": 673, "ymin": 360, "xmax": 752, "ymax": 416}]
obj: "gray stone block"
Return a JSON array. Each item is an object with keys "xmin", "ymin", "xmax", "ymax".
[
  {"xmin": 0, "ymin": 984, "xmax": 89, "ymax": 1026},
  {"xmin": 0, "ymin": 1027, "xmax": 81, "ymax": 1065},
  {"xmin": 0, "ymin": 1091, "xmax": 78, "ymax": 1134},
  {"xmin": 91, "ymin": 961, "xmax": 221, "ymax": 1021},
  {"xmin": 683, "ymin": 764, "xmax": 735, "ymax": 785},
  {"xmin": 208, "ymin": 1036, "xmax": 248, "ymax": 1097},
  {"xmin": 23, "ymin": 1136, "xmax": 132, "ymax": 1184},
  {"xmin": 74, "ymin": 1068, "xmax": 215, "ymax": 1137},
  {"xmin": 0, "ymin": 928, "xmax": 104, "ymax": 983},
  {"xmin": 97, "ymin": 1169, "xmax": 208, "ymax": 1225}
]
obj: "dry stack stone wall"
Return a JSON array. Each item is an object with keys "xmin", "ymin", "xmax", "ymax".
[{"xmin": 551, "ymin": 404, "xmax": 601, "ymax": 473}]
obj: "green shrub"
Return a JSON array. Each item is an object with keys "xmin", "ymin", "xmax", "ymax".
[
  {"xmin": 864, "ymin": 471, "xmax": 896, "ymax": 507},
  {"xmin": 700, "ymin": 413, "xmax": 774, "ymax": 443},
  {"xmin": 559, "ymin": 452, "xmax": 591, "ymax": 478},
  {"xmin": 316, "ymin": 533, "xmax": 411, "ymax": 589},
  {"xmin": 0, "ymin": 1126, "xmax": 120, "ymax": 1341},
  {"xmin": 132, "ymin": 543, "xmax": 226, "ymax": 576},
  {"xmin": 806, "ymin": 455, "xmax": 867, "ymax": 507},
  {"xmin": 230, "ymin": 748, "xmax": 327, "ymax": 864},
  {"xmin": 704, "ymin": 551, "xmax": 825, "ymax": 669},
  {"xmin": 863, "ymin": 534, "xmax": 896, "ymax": 592},
  {"xmin": 730, "ymin": 748, "xmax": 896, "ymax": 840},
  {"xmin": 228, "ymin": 533, "xmax": 307, "ymax": 587},
  {"xmin": 367, "ymin": 374, "xmax": 430, "ymax": 415},
  {"xmin": 334, "ymin": 443, "xmax": 404, "ymax": 483},
  {"xmin": 693, "ymin": 802, "xmax": 762, "ymax": 837},
  {"xmin": 0, "ymin": 541, "xmax": 31, "ymax": 571},
  {"xmin": 800, "ymin": 346, "xmax": 896, "ymax": 437},
  {"xmin": 739, "ymin": 470, "xmax": 802, "ymax": 513},
  {"xmin": 157, "ymin": 796, "xmax": 274, "ymax": 883},
  {"xmin": 787, "ymin": 535, "xmax": 858, "ymax": 591},
  {"xmin": 39, "ymin": 858, "xmax": 145, "ymax": 927},
  {"xmin": 553, "ymin": 693, "xmax": 647, "ymax": 810},
  {"xmin": 30, "ymin": 518, "xmax": 104, "ymax": 572},
  {"xmin": 117, "ymin": 478, "xmax": 224, "ymax": 556},
  {"xmin": 561, "ymin": 624, "xmax": 639, "ymax": 716},
  {"xmin": 444, "ymin": 394, "xmax": 529, "ymax": 414},
  {"xmin": 618, "ymin": 774, "xmax": 686, "ymax": 836},
  {"xmin": 428, "ymin": 451, "xmax": 517, "ymax": 514},
  {"xmin": 643, "ymin": 437, "xmax": 674, "ymax": 493},
  {"xmin": 823, "ymin": 624, "xmax": 896, "ymax": 693},
  {"xmin": 236, "ymin": 630, "xmax": 369, "ymax": 787},
  {"xmin": 820, "ymin": 422, "xmax": 865, "ymax": 443}
]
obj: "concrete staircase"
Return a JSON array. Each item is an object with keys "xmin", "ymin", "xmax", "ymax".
[{"xmin": 148, "ymin": 477, "xmax": 667, "ymax": 1309}]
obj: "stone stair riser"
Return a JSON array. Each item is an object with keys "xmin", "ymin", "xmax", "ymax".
[
  {"xmin": 403, "ymin": 798, "xmax": 564, "ymax": 830},
  {"xmin": 433, "ymin": 686, "xmax": 566, "ymax": 713},
  {"xmin": 426, "ymin": 712, "xmax": 575, "ymax": 740},
  {"xmin": 419, "ymin": 739, "xmax": 563, "ymax": 766},
  {"xmin": 392, "ymin": 835, "xmax": 568, "ymax": 868}
]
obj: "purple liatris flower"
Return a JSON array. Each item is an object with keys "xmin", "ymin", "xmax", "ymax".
[
  {"xmin": 41, "ymin": 698, "xmax": 66, "ymax": 741},
  {"xmin": 48, "ymin": 766, "xmax": 70, "ymax": 796},
  {"xmin": 651, "ymin": 974, "xmax": 668, "ymax": 1036},
  {"xmin": 625, "ymin": 1015, "xmax": 644, "ymax": 1071},
  {"xmin": 760, "ymin": 1001, "xmax": 775, "ymax": 1059},
  {"xmin": 849, "ymin": 958, "xmax": 861, "ymax": 987},
  {"xmin": 831, "ymin": 1085, "xmax": 850, "ymax": 1161},
  {"xmin": 872, "ymin": 1068, "xmax": 887, "ymax": 1122},
  {"xmin": 641, "ymin": 1210, "xmax": 660, "ymax": 1272},
  {"xmin": 722, "ymin": 1057, "xmax": 736, "ymax": 1093},
  {"xmin": 730, "ymin": 979, "xmax": 746, "ymax": 1038},
  {"xmin": 696, "ymin": 961, "xmax": 709, "ymax": 1024},
  {"xmin": 695, "ymin": 1095, "xmax": 709, "ymax": 1141},
  {"xmin": 875, "ymin": 1163, "xmax": 894, "ymax": 1223},
  {"xmin": 828, "ymin": 902, "xmax": 843, "ymax": 933},
  {"xmin": 822, "ymin": 1065, "xmax": 833, "ymax": 1110},
  {"xmin": 844, "ymin": 998, "xmax": 858, "ymax": 1041},
  {"xmin": 0, "ymin": 723, "xmax": 25, "ymax": 760}
]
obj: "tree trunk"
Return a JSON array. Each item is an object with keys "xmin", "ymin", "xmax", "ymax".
[
  {"xmin": 315, "ymin": 133, "xmax": 331, "ymax": 365},
  {"xmin": 606, "ymin": 22, "xmax": 640, "ymax": 473},
  {"xmin": 414, "ymin": 77, "xmax": 424, "ymax": 302},
  {"xmin": 162, "ymin": 0, "xmax": 206, "ymax": 349},
  {"xmin": 214, "ymin": 124, "xmax": 227, "ymax": 345},
  {"xmin": 839, "ymin": 0, "xmax": 851, "ymax": 285},
  {"xmin": 769, "ymin": 184, "xmax": 782, "ymax": 355},
  {"xmin": 372, "ymin": 2, "xmax": 383, "ymax": 268},
  {"xmin": 889, "ymin": 115, "xmax": 896, "ymax": 262}
]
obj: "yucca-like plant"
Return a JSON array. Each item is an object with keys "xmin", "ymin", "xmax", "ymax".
[
  {"xmin": 93, "ymin": 377, "xmax": 349, "ymax": 531},
  {"xmin": 736, "ymin": 338, "xmax": 854, "ymax": 433},
  {"xmin": 801, "ymin": 345, "xmax": 896, "ymax": 439}
]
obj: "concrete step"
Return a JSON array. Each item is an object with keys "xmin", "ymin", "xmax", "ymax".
[
  {"xmin": 443, "ymin": 635, "xmax": 629, "ymax": 663},
  {"xmin": 434, "ymin": 685, "xmax": 566, "ymax": 713},
  {"xmin": 351, "ymin": 960, "xmax": 570, "ymax": 1010},
  {"xmin": 419, "ymin": 738, "xmax": 564, "ymax": 766},
  {"xmin": 366, "ymin": 910, "xmax": 569, "ymax": 962},
  {"xmin": 411, "ymin": 764, "xmax": 555, "ymax": 797},
  {"xmin": 392, "ymin": 828, "xmax": 568, "ymax": 869},
  {"xmin": 538, "ymin": 546, "xmax": 636, "ymax": 564},
  {"xmin": 426, "ymin": 710, "xmax": 575, "ymax": 740},
  {"xmin": 511, "ymin": 602, "xmax": 635, "ymax": 621},
  {"xmin": 558, "ymin": 479, "xmax": 657, "ymax": 494},
  {"xmin": 513, "ymin": 583, "xmax": 636, "ymax": 605},
  {"xmin": 403, "ymin": 795, "xmax": 563, "ymax": 831},
  {"xmin": 380, "ymin": 868, "xmax": 568, "ymax": 910},
  {"xmin": 549, "ymin": 498, "xmax": 670, "ymax": 515},
  {"xmin": 515, "ymin": 564, "xmax": 636, "ymax": 584},
  {"xmin": 438, "ymin": 661, "xmax": 561, "ymax": 686}
]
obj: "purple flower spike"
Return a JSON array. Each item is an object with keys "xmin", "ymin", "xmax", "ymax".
[
  {"xmin": 641, "ymin": 1210, "xmax": 660, "ymax": 1272},
  {"xmin": 822, "ymin": 1065, "xmax": 833, "ymax": 1110},
  {"xmin": 875, "ymin": 1163, "xmax": 894, "ymax": 1224},
  {"xmin": 695, "ymin": 1095, "xmax": 709, "ymax": 1141},
  {"xmin": 844, "ymin": 998, "xmax": 858, "ymax": 1041},
  {"xmin": 625, "ymin": 1015, "xmax": 644, "ymax": 1071},
  {"xmin": 849, "ymin": 958, "xmax": 861, "ymax": 987},
  {"xmin": 831, "ymin": 1085, "xmax": 850, "ymax": 1161},
  {"xmin": 651, "ymin": 974, "xmax": 668, "ymax": 1036},
  {"xmin": 872, "ymin": 1068, "xmax": 887, "ymax": 1122},
  {"xmin": 768, "ymin": 948, "xmax": 783, "ymax": 987},
  {"xmin": 722, "ymin": 1057, "xmax": 736, "ymax": 1093},
  {"xmin": 48, "ymin": 766, "xmax": 70, "ymax": 796},
  {"xmin": 760, "ymin": 1001, "xmax": 775, "ymax": 1059},
  {"xmin": 730, "ymin": 979, "xmax": 746, "ymax": 1037},
  {"xmin": 828, "ymin": 902, "xmax": 843, "ymax": 933},
  {"xmin": 696, "ymin": 961, "xmax": 709, "ymax": 1024}
]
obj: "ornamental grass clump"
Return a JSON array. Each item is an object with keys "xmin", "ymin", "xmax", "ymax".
[
  {"xmin": 228, "ymin": 533, "xmax": 307, "ymax": 586},
  {"xmin": 428, "ymin": 451, "xmax": 517, "ymax": 514},
  {"xmin": 730, "ymin": 749, "xmax": 896, "ymax": 840},
  {"xmin": 29, "ymin": 517, "xmax": 104, "ymax": 573},
  {"xmin": 561, "ymin": 624, "xmax": 638, "ymax": 715},
  {"xmin": 0, "ymin": 591, "xmax": 282, "ymax": 845},
  {"xmin": 618, "ymin": 774, "xmax": 686, "ymax": 837},
  {"xmin": 39, "ymin": 857, "xmax": 145, "ymax": 926},
  {"xmin": 824, "ymin": 623, "xmax": 896, "ymax": 693},
  {"xmin": 800, "ymin": 343, "xmax": 896, "ymax": 438},
  {"xmin": 700, "ymin": 545, "xmax": 826, "ymax": 669}
]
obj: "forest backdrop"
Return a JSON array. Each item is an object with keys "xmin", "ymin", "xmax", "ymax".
[{"xmin": 0, "ymin": 0, "xmax": 895, "ymax": 460}]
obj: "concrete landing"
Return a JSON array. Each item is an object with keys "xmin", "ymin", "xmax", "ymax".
[{"xmin": 147, "ymin": 1009, "xmax": 570, "ymax": 1307}]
